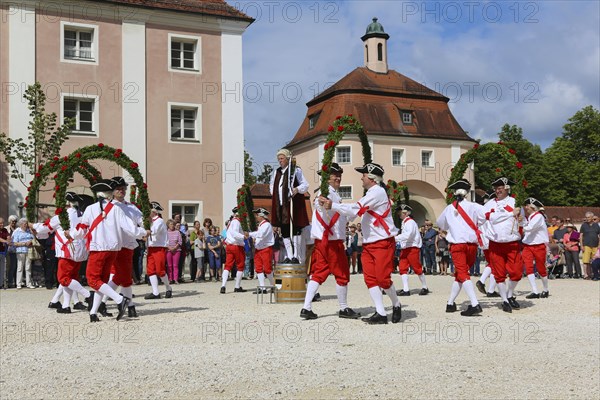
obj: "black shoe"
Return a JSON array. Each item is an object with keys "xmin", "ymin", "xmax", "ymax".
[
  {"xmin": 540, "ymin": 291, "xmax": 549, "ymax": 298},
  {"xmin": 48, "ymin": 301, "xmax": 62, "ymax": 309},
  {"xmin": 446, "ymin": 303, "xmax": 457, "ymax": 313},
  {"xmin": 502, "ymin": 301, "xmax": 512, "ymax": 313},
  {"xmin": 397, "ymin": 290, "xmax": 410, "ymax": 296},
  {"xmin": 508, "ymin": 296, "xmax": 520, "ymax": 309},
  {"xmin": 90, "ymin": 314, "xmax": 101, "ymax": 322},
  {"xmin": 128, "ymin": 306, "xmax": 138, "ymax": 318},
  {"xmin": 116, "ymin": 297, "xmax": 131, "ymax": 321},
  {"xmin": 98, "ymin": 302, "xmax": 113, "ymax": 317},
  {"xmin": 85, "ymin": 292, "xmax": 94, "ymax": 311},
  {"xmin": 57, "ymin": 307, "xmax": 71, "ymax": 314},
  {"xmin": 73, "ymin": 302, "xmax": 87, "ymax": 311},
  {"xmin": 419, "ymin": 288, "xmax": 430, "ymax": 296},
  {"xmin": 300, "ymin": 308, "xmax": 318, "ymax": 320},
  {"xmin": 486, "ymin": 292, "xmax": 501, "ymax": 298},
  {"xmin": 525, "ymin": 292, "xmax": 540, "ymax": 299},
  {"xmin": 291, "ymin": 258, "xmax": 300, "ymax": 264},
  {"xmin": 144, "ymin": 293, "xmax": 161, "ymax": 300},
  {"xmin": 220, "ymin": 287, "xmax": 226, "ymax": 294},
  {"xmin": 234, "ymin": 287, "xmax": 247, "ymax": 293},
  {"xmin": 460, "ymin": 304, "xmax": 483, "ymax": 316},
  {"xmin": 165, "ymin": 290, "xmax": 173, "ymax": 298},
  {"xmin": 361, "ymin": 312, "xmax": 388, "ymax": 324},
  {"xmin": 282, "ymin": 258, "xmax": 291, "ymax": 264},
  {"xmin": 339, "ymin": 308, "xmax": 361, "ymax": 319},
  {"xmin": 476, "ymin": 280, "xmax": 486, "ymax": 294},
  {"xmin": 392, "ymin": 306, "xmax": 402, "ymax": 323}
]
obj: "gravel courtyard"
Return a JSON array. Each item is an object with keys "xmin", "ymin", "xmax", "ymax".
[{"xmin": 1, "ymin": 275, "xmax": 599, "ymax": 399}]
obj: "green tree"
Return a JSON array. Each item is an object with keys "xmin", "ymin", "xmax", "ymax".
[
  {"xmin": 256, "ymin": 163, "xmax": 273, "ymax": 184},
  {"xmin": 0, "ymin": 82, "xmax": 74, "ymax": 188},
  {"xmin": 562, "ymin": 105, "xmax": 600, "ymax": 163},
  {"xmin": 244, "ymin": 149, "xmax": 256, "ymax": 186}
]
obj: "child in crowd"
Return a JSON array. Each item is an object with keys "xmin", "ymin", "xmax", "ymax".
[
  {"xmin": 194, "ymin": 231, "xmax": 206, "ymax": 281},
  {"xmin": 207, "ymin": 227, "xmax": 222, "ymax": 281}
]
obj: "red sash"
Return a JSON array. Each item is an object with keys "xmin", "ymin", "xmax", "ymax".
[
  {"xmin": 357, "ymin": 201, "xmax": 392, "ymax": 235},
  {"xmin": 43, "ymin": 218, "xmax": 54, "ymax": 232},
  {"xmin": 56, "ymin": 233, "xmax": 72, "ymax": 259},
  {"xmin": 315, "ymin": 211, "xmax": 340, "ymax": 247},
  {"xmin": 453, "ymin": 201, "xmax": 483, "ymax": 246},
  {"xmin": 85, "ymin": 202, "xmax": 114, "ymax": 250}
]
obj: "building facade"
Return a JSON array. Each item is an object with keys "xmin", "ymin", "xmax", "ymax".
[
  {"xmin": 0, "ymin": 0, "xmax": 252, "ymax": 226},
  {"xmin": 286, "ymin": 18, "xmax": 475, "ymax": 225}
]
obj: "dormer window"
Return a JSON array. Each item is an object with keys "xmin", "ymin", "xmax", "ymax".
[
  {"xmin": 309, "ymin": 112, "xmax": 320, "ymax": 130},
  {"xmin": 402, "ymin": 111, "xmax": 413, "ymax": 125}
]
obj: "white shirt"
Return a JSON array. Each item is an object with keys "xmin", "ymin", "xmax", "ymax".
[
  {"xmin": 522, "ymin": 211, "xmax": 550, "ymax": 245},
  {"xmin": 483, "ymin": 196, "xmax": 521, "ymax": 243},
  {"xmin": 269, "ymin": 166, "xmax": 309, "ymax": 205},
  {"xmin": 311, "ymin": 186, "xmax": 347, "ymax": 241},
  {"xmin": 35, "ymin": 208, "xmax": 88, "ymax": 262},
  {"xmin": 225, "ymin": 218, "xmax": 245, "ymax": 246},
  {"xmin": 395, "ymin": 217, "xmax": 422, "ymax": 249},
  {"xmin": 114, "ymin": 200, "xmax": 144, "ymax": 249},
  {"xmin": 332, "ymin": 184, "xmax": 398, "ymax": 244},
  {"xmin": 71, "ymin": 199, "xmax": 146, "ymax": 251},
  {"xmin": 436, "ymin": 200, "xmax": 486, "ymax": 244},
  {"xmin": 148, "ymin": 216, "xmax": 168, "ymax": 247},
  {"xmin": 249, "ymin": 220, "xmax": 275, "ymax": 250}
]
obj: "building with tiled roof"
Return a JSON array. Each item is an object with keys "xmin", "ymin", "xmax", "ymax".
[
  {"xmin": 287, "ymin": 18, "xmax": 475, "ymax": 225},
  {"xmin": 1, "ymin": 0, "xmax": 253, "ymax": 226}
]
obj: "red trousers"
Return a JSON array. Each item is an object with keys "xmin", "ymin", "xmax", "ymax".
[
  {"xmin": 111, "ymin": 248, "xmax": 134, "ymax": 288},
  {"xmin": 522, "ymin": 243, "xmax": 548, "ymax": 277},
  {"xmin": 399, "ymin": 247, "xmax": 423, "ymax": 275},
  {"xmin": 450, "ymin": 243, "xmax": 478, "ymax": 283},
  {"xmin": 86, "ymin": 251, "xmax": 118, "ymax": 291},
  {"xmin": 57, "ymin": 258, "xmax": 82, "ymax": 287},
  {"xmin": 483, "ymin": 249, "xmax": 492, "ymax": 266},
  {"xmin": 489, "ymin": 241, "xmax": 522, "ymax": 283},
  {"xmin": 310, "ymin": 239, "xmax": 349, "ymax": 286},
  {"xmin": 147, "ymin": 247, "xmax": 166, "ymax": 277},
  {"xmin": 224, "ymin": 244, "xmax": 245, "ymax": 272},
  {"xmin": 362, "ymin": 237, "xmax": 395, "ymax": 289},
  {"xmin": 254, "ymin": 247, "xmax": 273, "ymax": 275}
]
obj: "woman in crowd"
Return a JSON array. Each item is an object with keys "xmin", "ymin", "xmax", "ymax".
[
  {"xmin": 166, "ymin": 219, "xmax": 182, "ymax": 284},
  {"xmin": 6, "ymin": 216, "xmax": 18, "ymax": 288},
  {"xmin": 176, "ymin": 222, "xmax": 190, "ymax": 282},
  {"xmin": 189, "ymin": 221, "xmax": 202, "ymax": 282},
  {"xmin": 563, "ymin": 224, "xmax": 582, "ymax": 278},
  {"xmin": 194, "ymin": 230, "xmax": 206, "ymax": 281},
  {"xmin": 12, "ymin": 218, "xmax": 35, "ymax": 289},
  {"xmin": 436, "ymin": 230, "xmax": 450, "ymax": 276},
  {"xmin": 272, "ymin": 227, "xmax": 282, "ymax": 265},
  {"xmin": 207, "ymin": 226, "xmax": 223, "ymax": 281}
]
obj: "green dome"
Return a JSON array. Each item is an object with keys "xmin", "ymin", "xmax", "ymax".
[{"xmin": 365, "ymin": 17, "xmax": 385, "ymax": 35}]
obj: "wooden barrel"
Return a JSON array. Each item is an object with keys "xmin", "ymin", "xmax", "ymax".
[{"xmin": 274, "ymin": 263, "xmax": 307, "ymax": 303}]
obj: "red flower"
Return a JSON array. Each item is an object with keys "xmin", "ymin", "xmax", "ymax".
[
  {"xmin": 83, "ymin": 159, "xmax": 89, "ymax": 163},
  {"xmin": 116, "ymin": 148, "xmax": 122, "ymax": 153},
  {"xmin": 348, "ymin": 114, "xmax": 353, "ymax": 117},
  {"xmin": 25, "ymin": 196, "xmax": 29, "ymax": 201},
  {"xmin": 53, "ymin": 156, "xmax": 59, "ymax": 161},
  {"xmin": 321, "ymin": 165, "xmax": 328, "ymax": 172},
  {"xmin": 35, "ymin": 173, "xmax": 40, "ymax": 177},
  {"xmin": 61, "ymin": 165, "xmax": 67, "ymax": 171},
  {"xmin": 327, "ymin": 140, "xmax": 335, "ymax": 148},
  {"xmin": 516, "ymin": 162, "xmax": 523, "ymax": 169},
  {"xmin": 53, "ymin": 174, "xmax": 58, "ymax": 179},
  {"xmin": 29, "ymin": 180, "xmax": 33, "ymax": 185},
  {"xmin": 336, "ymin": 116, "xmax": 342, "ymax": 120},
  {"xmin": 495, "ymin": 168, "xmax": 502, "ymax": 173},
  {"xmin": 98, "ymin": 143, "xmax": 104, "ymax": 148},
  {"xmin": 447, "ymin": 193, "xmax": 453, "ymax": 198},
  {"xmin": 473, "ymin": 143, "xmax": 480, "ymax": 149},
  {"xmin": 27, "ymin": 187, "xmax": 31, "ymax": 191},
  {"xmin": 38, "ymin": 164, "xmax": 44, "ymax": 171},
  {"xmin": 497, "ymin": 141, "xmax": 504, "ymax": 145},
  {"xmin": 393, "ymin": 189, "xmax": 398, "ymax": 193},
  {"xmin": 337, "ymin": 126, "xmax": 344, "ymax": 132},
  {"xmin": 522, "ymin": 179, "xmax": 528, "ymax": 188},
  {"xmin": 23, "ymin": 203, "xmax": 28, "ymax": 208},
  {"xmin": 243, "ymin": 213, "xmax": 248, "ymax": 218},
  {"xmin": 55, "ymin": 185, "xmax": 60, "ymax": 190},
  {"xmin": 324, "ymin": 143, "xmax": 329, "ymax": 150},
  {"xmin": 114, "ymin": 152, "xmax": 121, "ymax": 158},
  {"xmin": 75, "ymin": 152, "xmax": 81, "ymax": 158},
  {"xmin": 52, "ymin": 193, "xmax": 56, "ymax": 198},
  {"xmin": 511, "ymin": 193, "xmax": 516, "ymax": 198},
  {"xmin": 509, "ymin": 149, "xmax": 516, "ymax": 155},
  {"xmin": 91, "ymin": 176, "xmax": 97, "ymax": 181},
  {"xmin": 241, "ymin": 202, "xmax": 245, "ymax": 207},
  {"xmin": 50, "ymin": 162, "xmax": 55, "ymax": 167},
  {"xmin": 143, "ymin": 183, "xmax": 148, "ymax": 189},
  {"xmin": 328, "ymin": 125, "xmax": 334, "ymax": 132},
  {"xmin": 131, "ymin": 162, "xmax": 138, "ymax": 169},
  {"xmin": 55, "ymin": 208, "xmax": 63, "ymax": 215},
  {"xmin": 450, "ymin": 168, "xmax": 454, "ymax": 172}
]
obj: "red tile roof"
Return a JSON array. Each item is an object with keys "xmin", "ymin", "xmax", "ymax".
[
  {"xmin": 288, "ymin": 67, "xmax": 473, "ymax": 146},
  {"xmin": 95, "ymin": 0, "xmax": 254, "ymax": 22}
]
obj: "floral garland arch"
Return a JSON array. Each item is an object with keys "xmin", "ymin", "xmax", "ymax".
[
  {"xmin": 385, "ymin": 180, "xmax": 410, "ymax": 228},
  {"xmin": 51, "ymin": 143, "xmax": 151, "ymax": 230},
  {"xmin": 25, "ymin": 157, "xmax": 102, "ymax": 223},
  {"xmin": 446, "ymin": 142, "xmax": 526, "ymax": 205},
  {"xmin": 319, "ymin": 114, "xmax": 371, "ymax": 197},
  {"xmin": 236, "ymin": 184, "xmax": 257, "ymax": 232}
]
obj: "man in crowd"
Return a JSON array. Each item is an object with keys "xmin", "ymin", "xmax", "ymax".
[
  {"xmin": 580, "ymin": 211, "xmax": 600, "ymax": 279},
  {"xmin": 422, "ymin": 220, "xmax": 438, "ymax": 274}
]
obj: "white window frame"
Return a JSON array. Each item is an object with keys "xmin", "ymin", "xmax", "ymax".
[
  {"xmin": 421, "ymin": 149, "xmax": 435, "ymax": 168},
  {"xmin": 60, "ymin": 21, "xmax": 99, "ymax": 65},
  {"xmin": 335, "ymin": 146, "xmax": 352, "ymax": 165},
  {"xmin": 168, "ymin": 102, "xmax": 202, "ymax": 144},
  {"xmin": 168, "ymin": 33, "xmax": 202, "ymax": 74},
  {"xmin": 61, "ymin": 93, "xmax": 99, "ymax": 137},
  {"xmin": 401, "ymin": 111, "xmax": 413, "ymax": 125},
  {"xmin": 308, "ymin": 112, "xmax": 320, "ymax": 130},
  {"xmin": 391, "ymin": 148, "xmax": 405, "ymax": 167},
  {"xmin": 338, "ymin": 185, "xmax": 353, "ymax": 200},
  {"xmin": 169, "ymin": 201, "xmax": 203, "ymax": 225}
]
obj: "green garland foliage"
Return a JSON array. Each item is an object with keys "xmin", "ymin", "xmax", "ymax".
[
  {"xmin": 236, "ymin": 184, "xmax": 257, "ymax": 232},
  {"xmin": 51, "ymin": 144, "xmax": 151, "ymax": 230},
  {"xmin": 385, "ymin": 180, "xmax": 410, "ymax": 228},
  {"xmin": 319, "ymin": 115, "xmax": 369, "ymax": 197},
  {"xmin": 446, "ymin": 142, "xmax": 526, "ymax": 205}
]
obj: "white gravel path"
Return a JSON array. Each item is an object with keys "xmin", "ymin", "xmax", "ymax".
[{"xmin": 1, "ymin": 275, "xmax": 599, "ymax": 399}]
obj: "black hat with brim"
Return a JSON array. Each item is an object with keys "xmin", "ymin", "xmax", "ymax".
[
  {"xmin": 447, "ymin": 179, "xmax": 471, "ymax": 192},
  {"xmin": 91, "ymin": 179, "xmax": 115, "ymax": 193},
  {"xmin": 354, "ymin": 163, "xmax": 384, "ymax": 177}
]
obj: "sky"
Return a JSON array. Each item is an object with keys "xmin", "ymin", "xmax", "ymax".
[{"xmin": 226, "ymin": 0, "xmax": 600, "ymax": 168}]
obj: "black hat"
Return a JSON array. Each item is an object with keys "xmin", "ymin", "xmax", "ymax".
[
  {"xmin": 252, "ymin": 207, "xmax": 269, "ymax": 217},
  {"xmin": 398, "ymin": 204, "xmax": 412, "ymax": 212},
  {"xmin": 484, "ymin": 191, "xmax": 497, "ymax": 201},
  {"xmin": 355, "ymin": 163, "xmax": 384, "ymax": 177},
  {"xmin": 491, "ymin": 177, "xmax": 515, "ymax": 187},
  {"xmin": 447, "ymin": 179, "xmax": 471, "ymax": 192},
  {"xmin": 91, "ymin": 179, "xmax": 115, "ymax": 193},
  {"xmin": 523, "ymin": 197, "xmax": 544, "ymax": 208},
  {"xmin": 111, "ymin": 176, "xmax": 128, "ymax": 187},
  {"xmin": 65, "ymin": 192, "xmax": 78, "ymax": 202},
  {"xmin": 232, "ymin": 206, "xmax": 239, "ymax": 214},
  {"xmin": 77, "ymin": 194, "xmax": 95, "ymax": 211},
  {"xmin": 150, "ymin": 201, "xmax": 163, "ymax": 212},
  {"xmin": 317, "ymin": 162, "xmax": 344, "ymax": 176}
]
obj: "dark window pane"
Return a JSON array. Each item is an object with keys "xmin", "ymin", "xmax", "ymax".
[{"xmin": 79, "ymin": 121, "xmax": 93, "ymax": 132}]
